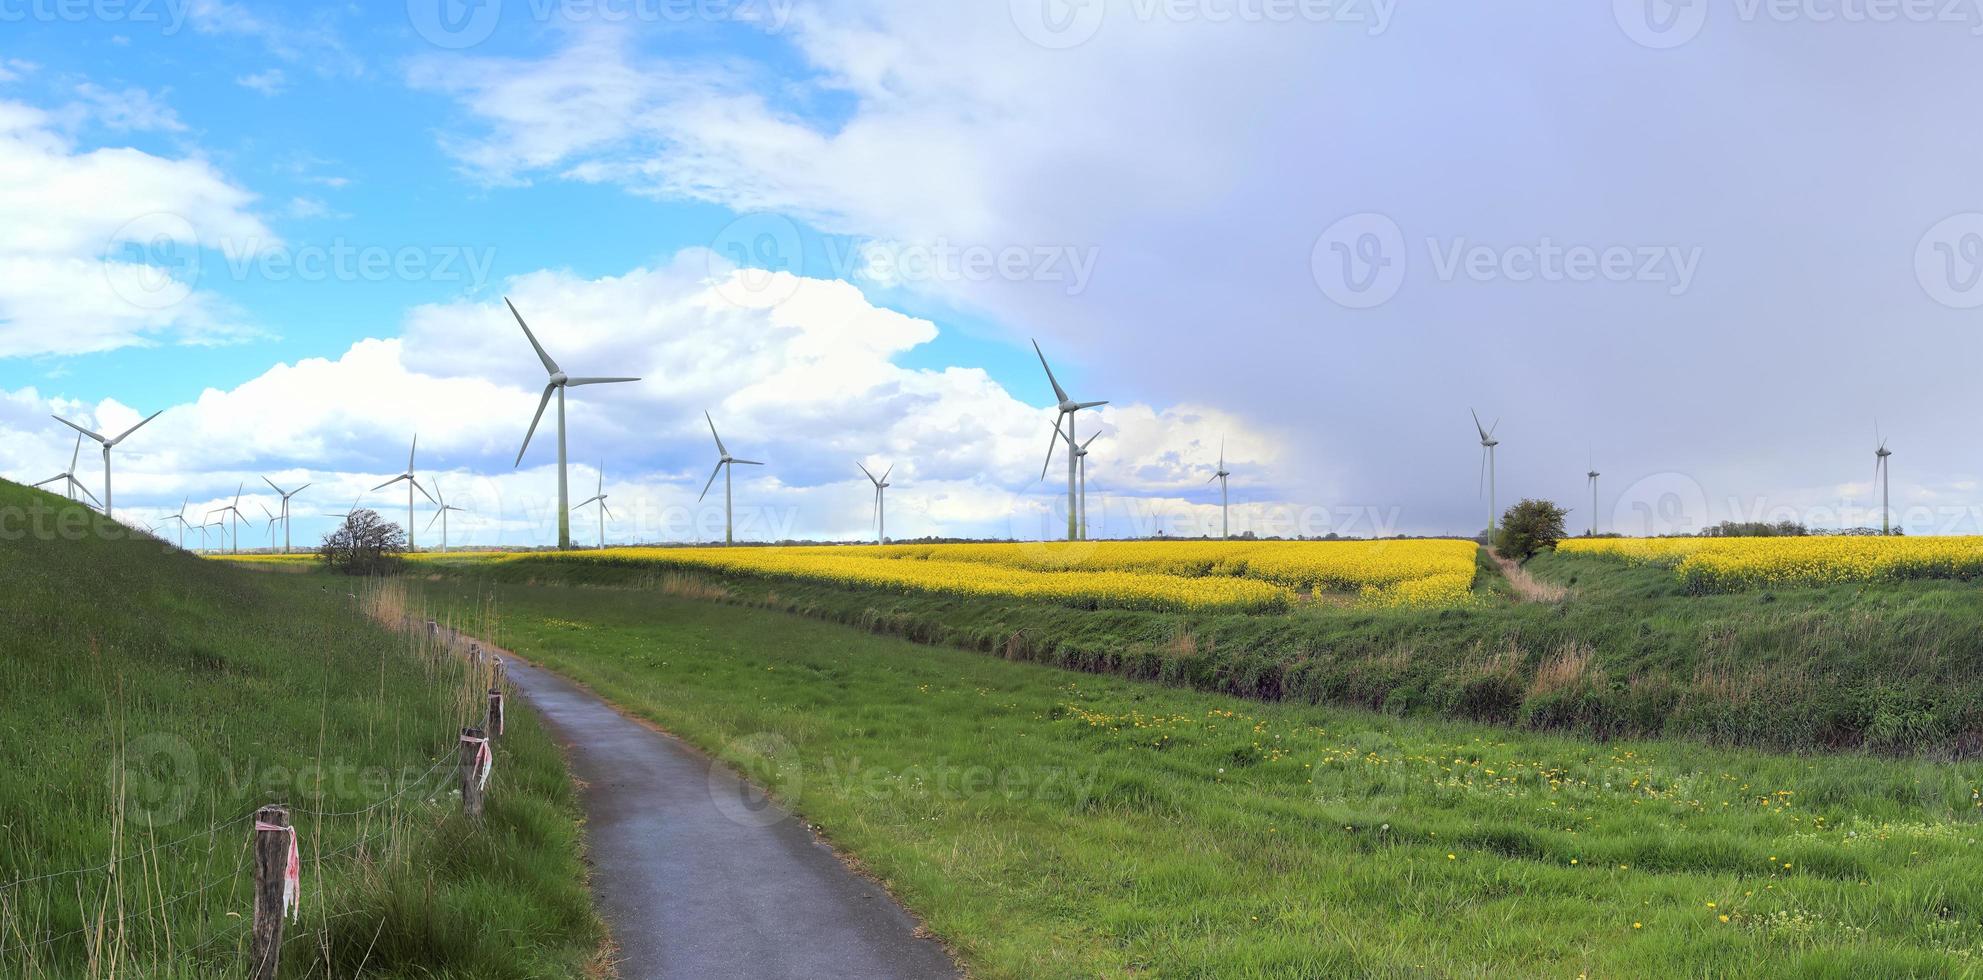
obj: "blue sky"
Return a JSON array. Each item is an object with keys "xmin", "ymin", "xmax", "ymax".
[{"xmin": 3, "ymin": 1, "xmax": 1981, "ymax": 546}]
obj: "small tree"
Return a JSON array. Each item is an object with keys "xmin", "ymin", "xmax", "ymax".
[
  {"xmin": 318, "ymin": 509, "xmax": 406, "ymax": 576},
  {"xmin": 1495, "ymin": 498, "xmax": 1568, "ymax": 562}
]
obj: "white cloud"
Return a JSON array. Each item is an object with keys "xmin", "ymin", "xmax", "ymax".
[
  {"xmin": 4, "ymin": 257, "xmax": 1286, "ymax": 546},
  {"xmin": 69, "ymin": 84, "xmax": 187, "ymax": 133},
  {"xmin": 0, "ymin": 94, "xmax": 271, "ymax": 356},
  {"xmin": 236, "ymin": 69, "xmax": 287, "ymax": 96}
]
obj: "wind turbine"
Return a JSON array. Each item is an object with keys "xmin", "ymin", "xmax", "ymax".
[
  {"xmin": 858, "ymin": 461, "xmax": 893, "ymax": 544},
  {"xmin": 1586, "ymin": 453, "xmax": 1601, "ymax": 537},
  {"xmin": 51, "ymin": 409, "xmax": 161, "ymax": 521},
  {"xmin": 1033, "ymin": 339, "xmax": 1107, "ymax": 541},
  {"xmin": 1874, "ymin": 425, "xmax": 1893, "ymax": 535},
  {"xmin": 371, "ymin": 435, "xmax": 435, "ymax": 551},
  {"xmin": 507, "ymin": 298, "xmax": 640, "ymax": 550},
  {"xmin": 699, "ymin": 412, "xmax": 763, "ymax": 545},
  {"xmin": 425, "ymin": 480, "xmax": 467, "ymax": 553},
  {"xmin": 260, "ymin": 504, "xmax": 281, "ymax": 550},
  {"xmin": 573, "ymin": 466, "xmax": 614, "ymax": 550},
  {"xmin": 31, "ymin": 434, "xmax": 100, "ymax": 507},
  {"xmin": 1208, "ymin": 439, "xmax": 1231, "ymax": 540},
  {"xmin": 160, "ymin": 496, "xmax": 193, "ymax": 550},
  {"xmin": 200, "ymin": 518, "xmax": 223, "ymax": 554},
  {"xmin": 1054, "ymin": 425, "xmax": 1102, "ymax": 539},
  {"xmin": 208, "ymin": 484, "xmax": 253, "ymax": 555},
  {"xmin": 261, "ymin": 477, "xmax": 311, "ymax": 554},
  {"xmin": 1472, "ymin": 409, "xmax": 1500, "ymax": 535}
]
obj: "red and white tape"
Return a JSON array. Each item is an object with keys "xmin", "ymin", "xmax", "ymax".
[
  {"xmin": 254, "ymin": 820, "xmax": 300, "ymax": 921},
  {"xmin": 461, "ymin": 733, "xmax": 493, "ymax": 790}
]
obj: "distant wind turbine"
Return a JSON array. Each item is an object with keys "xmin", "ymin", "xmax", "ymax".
[
  {"xmin": 260, "ymin": 503, "xmax": 281, "ymax": 550},
  {"xmin": 1472, "ymin": 409, "xmax": 1500, "ymax": 534},
  {"xmin": 858, "ymin": 461, "xmax": 893, "ymax": 544},
  {"xmin": 208, "ymin": 483, "xmax": 253, "ymax": 555},
  {"xmin": 699, "ymin": 413, "xmax": 763, "ymax": 545},
  {"xmin": 160, "ymin": 496, "xmax": 193, "ymax": 550},
  {"xmin": 31, "ymin": 434, "xmax": 100, "ymax": 507},
  {"xmin": 51, "ymin": 409, "xmax": 161, "ymax": 521},
  {"xmin": 426, "ymin": 480, "xmax": 467, "ymax": 553},
  {"xmin": 1053, "ymin": 424, "xmax": 1102, "ymax": 539},
  {"xmin": 507, "ymin": 298, "xmax": 640, "ymax": 550},
  {"xmin": 573, "ymin": 465, "xmax": 613, "ymax": 550},
  {"xmin": 1874, "ymin": 424, "xmax": 1893, "ymax": 536},
  {"xmin": 1033, "ymin": 339, "xmax": 1107, "ymax": 541},
  {"xmin": 1586, "ymin": 452, "xmax": 1601, "ymax": 537},
  {"xmin": 200, "ymin": 518, "xmax": 223, "ymax": 554},
  {"xmin": 1208, "ymin": 439, "xmax": 1232, "ymax": 540},
  {"xmin": 261, "ymin": 477, "xmax": 312, "ymax": 554},
  {"xmin": 371, "ymin": 435, "xmax": 435, "ymax": 551}
]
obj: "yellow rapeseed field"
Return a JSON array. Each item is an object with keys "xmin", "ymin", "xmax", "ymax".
[
  {"xmin": 526, "ymin": 540, "xmax": 1480, "ymax": 614},
  {"xmin": 214, "ymin": 540, "xmax": 1481, "ymax": 613},
  {"xmin": 1559, "ymin": 535, "xmax": 1983, "ymax": 591}
]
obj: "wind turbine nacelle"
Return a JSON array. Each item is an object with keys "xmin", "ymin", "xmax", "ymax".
[{"xmin": 550, "ymin": 371, "xmax": 568, "ymax": 385}]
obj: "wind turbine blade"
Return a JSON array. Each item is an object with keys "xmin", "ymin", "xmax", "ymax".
[
  {"xmin": 1074, "ymin": 400, "xmax": 1108, "ymax": 410},
  {"xmin": 1041, "ymin": 420, "xmax": 1062, "ymax": 481},
  {"xmin": 515, "ymin": 384, "xmax": 556, "ymax": 466},
  {"xmin": 51, "ymin": 415, "xmax": 108, "ymax": 445},
  {"xmin": 699, "ymin": 462, "xmax": 724, "ymax": 502},
  {"xmin": 1470, "ymin": 408, "xmax": 1487, "ymax": 441},
  {"xmin": 30, "ymin": 475, "xmax": 61, "ymax": 488},
  {"xmin": 69, "ymin": 434, "xmax": 82, "ymax": 470},
  {"xmin": 410, "ymin": 477, "xmax": 437, "ymax": 505},
  {"xmin": 1208, "ymin": 472, "xmax": 1219, "ymax": 484},
  {"xmin": 263, "ymin": 476, "xmax": 286, "ymax": 496},
  {"xmin": 293, "ymin": 483, "xmax": 311, "ymax": 496},
  {"xmin": 704, "ymin": 411, "xmax": 728, "ymax": 456},
  {"xmin": 1080, "ymin": 432, "xmax": 1100, "ymax": 450},
  {"xmin": 407, "ymin": 434, "xmax": 417, "ymax": 472},
  {"xmin": 426, "ymin": 509, "xmax": 444, "ymax": 532},
  {"xmin": 601, "ymin": 502, "xmax": 615, "ymax": 521},
  {"xmin": 1030, "ymin": 339, "xmax": 1071, "ymax": 403},
  {"xmin": 1478, "ymin": 447, "xmax": 1488, "ymax": 497},
  {"xmin": 731, "ymin": 459, "xmax": 764, "ymax": 466},
  {"xmin": 880, "ymin": 464, "xmax": 892, "ymax": 483},
  {"xmin": 506, "ymin": 298, "xmax": 561, "ymax": 375},
  {"xmin": 565, "ymin": 376, "xmax": 641, "ymax": 386},
  {"xmin": 371, "ymin": 476, "xmax": 405, "ymax": 492},
  {"xmin": 857, "ymin": 461, "xmax": 878, "ymax": 485},
  {"xmin": 71, "ymin": 478, "xmax": 101, "ymax": 506},
  {"xmin": 108, "ymin": 410, "xmax": 163, "ymax": 445},
  {"xmin": 1488, "ymin": 418, "xmax": 1500, "ymax": 438}
]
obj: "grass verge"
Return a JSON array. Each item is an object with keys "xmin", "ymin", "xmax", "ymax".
[
  {"xmin": 433, "ymin": 576, "xmax": 1983, "ymax": 978},
  {"xmin": 0, "ymin": 480, "xmax": 602, "ymax": 978}
]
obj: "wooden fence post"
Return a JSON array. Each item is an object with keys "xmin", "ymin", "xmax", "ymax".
[
  {"xmin": 486, "ymin": 689, "xmax": 505, "ymax": 738},
  {"xmin": 249, "ymin": 805, "xmax": 290, "ymax": 980},
  {"xmin": 458, "ymin": 727, "xmax": 487, "ymax": 820}
]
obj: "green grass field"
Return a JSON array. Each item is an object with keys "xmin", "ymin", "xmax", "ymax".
[
  {"xmin": 417, "ymin": 575, "xmax": 1983, "ymax": 978},
  {"xmin": 423, "ymin": 546, "xmax": 1983, "ymax": 755},
  {"xmin": 0, "ymin": 481, "xmax": 602, "ymax": 978}
]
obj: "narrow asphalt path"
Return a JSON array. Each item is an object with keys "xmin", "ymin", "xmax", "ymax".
[{"xmin": 500, "ymin": 655, "xmax": 960, "ymax": 980}]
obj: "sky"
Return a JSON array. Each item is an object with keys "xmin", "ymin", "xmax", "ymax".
[{"xmin": 3, "ymin": 0, "xmax": 1981, "ymax": 548}]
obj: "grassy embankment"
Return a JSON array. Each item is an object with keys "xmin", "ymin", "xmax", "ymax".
[
  {"xmin": 422, "ymin": 576, "xmax": 1983, "ymax": 977},
  {"xmin": 421, "ymin": 546, "xmax": 1983, "ymax": 754},
  {"xmin": 0, "ymin": 480, "xmax": 601, "ymax": 978}
]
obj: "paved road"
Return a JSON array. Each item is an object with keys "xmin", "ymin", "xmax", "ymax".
[{"xmin": 502, "ymin": 656, "xmax": 960, "ymax": 980}]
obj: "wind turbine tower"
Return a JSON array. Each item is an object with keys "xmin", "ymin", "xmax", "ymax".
[
  {"xmin": 858, "ymin": 462, "xmax": 893, "ymax": 544},
  {"xmin": 573, "ymin": 467, "xmax": 613, "ymax": 550},
  {"xmin": 1472, "ymin": 410, "xmax": 1500, "ymax": 534},
  {"xmin": 698, "ymin": 412, "xmax": 763, "ymax": 545},
  {"xmin": 371, "ymin": 435, "xmax": 434, "ymax": 551},
  {"xmin": 1033, "ymin": 339, "xmax": 1107, "ymax": 541},
  {"xmin": 1209, "ymin": 440, "xmax": 1232, "ymax": 540},
  {"xmin": 507, "ymin": 298, "xmax": 640, "ymax": 550},
  {"xmin": 52, "ymin": 409, "xmax": 161, "ymax": 521}
]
